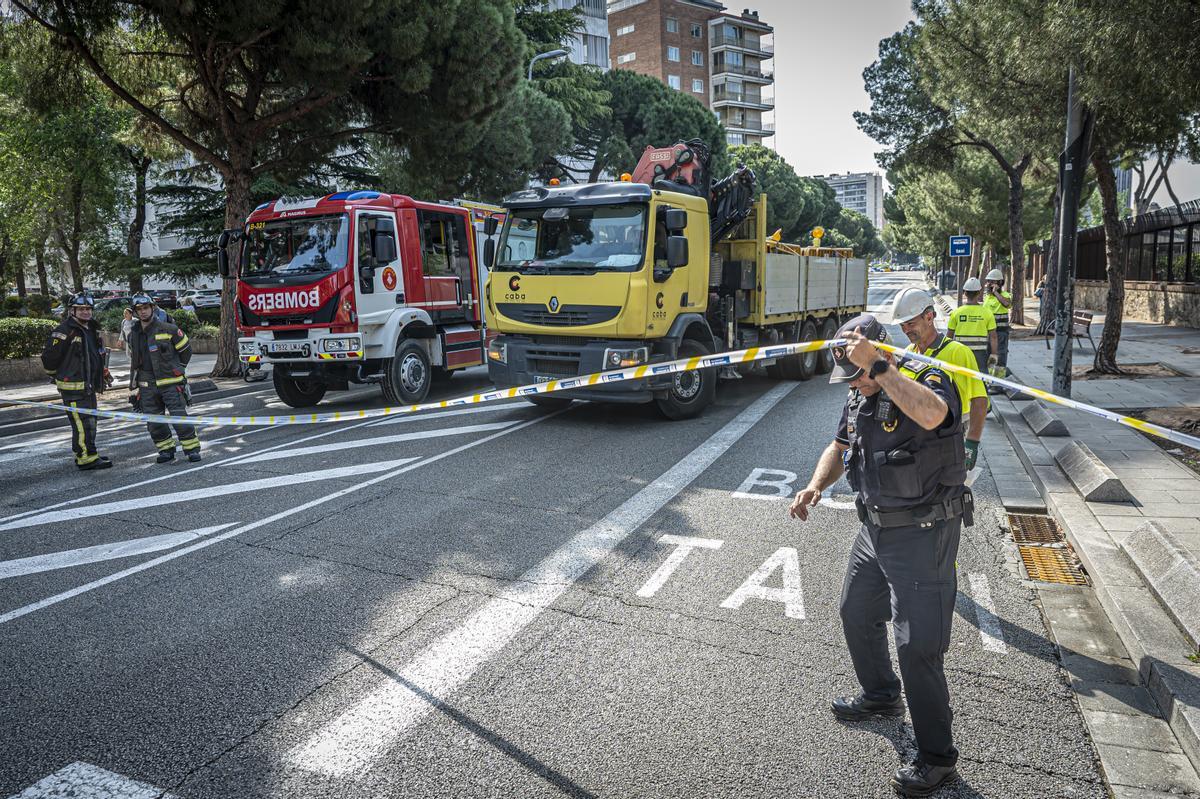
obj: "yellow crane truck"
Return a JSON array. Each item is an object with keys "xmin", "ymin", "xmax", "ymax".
[{"xmin": 482, "ymin": 140, "xmax": 868, "ymax": 419}]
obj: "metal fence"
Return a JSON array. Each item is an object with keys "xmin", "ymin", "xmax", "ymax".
[{"xmin": 1076, "ymin": 200, "xmax": 1200, "ymax": 284}]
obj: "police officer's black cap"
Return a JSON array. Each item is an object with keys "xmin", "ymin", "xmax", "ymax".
[{"xmin": 829, "ymin": 313, "xmax": 889, "ymax": 384}]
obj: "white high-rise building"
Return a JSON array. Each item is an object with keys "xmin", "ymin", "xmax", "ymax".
[
  {"xmin": 814, "ymin": 171, "xmax": 884, "ymax": 231},
  {"xmin": 553, "ymin": 0, "xmax": 611, "ymax": 69}
]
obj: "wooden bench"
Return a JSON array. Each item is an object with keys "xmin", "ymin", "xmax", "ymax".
[{"xmin": 1044, "ymin": 309, "xmax": 1096, "ymax": 351}]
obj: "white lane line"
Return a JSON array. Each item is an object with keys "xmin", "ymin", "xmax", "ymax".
[
  {"xmin": 365, "ymin": 401, "xmax": 527, "ymax": 428},
  {"xmin": 0, "ymin": 402, "xmax": 536, "ymax": 527},
  {"xmin": 0, "ymin": 460, "xmax": 417, "ymax": 533},
  {"xmin": 6, "ymin": 760, "xmax": 176, "ymax": 799},
  {"xmin": 0, "ymin": 411, "xmax": 562, "ymax": 627},
  {"xmin": 236, "ymin": 421, "xmax": 515, "ymax": 464},
  {"xmin": 636, "ymin": 534, "xmax": 723, "ymax": 598},
  {"xmin": 0, "ymin": 524, "xmax": 237, "ymax": 580},
  {"xmin": 288, "ymin": 382, "xmax": 797, "ymax": 776},
  {"xmin": 968, "ymin": 572, "xmax": 1007, "ymax": 654}
]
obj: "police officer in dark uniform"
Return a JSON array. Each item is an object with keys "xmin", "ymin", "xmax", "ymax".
[
  {"xmin": 789, "ymin": 314, "xmax": 971, "ymax": 797},
  {"xmin": 40, "ymin": 294, "xmax": 114, "ymax": 470},
  {"xmin": 128, "ymin": 294, "xmax": 201, "ymax": 463}
]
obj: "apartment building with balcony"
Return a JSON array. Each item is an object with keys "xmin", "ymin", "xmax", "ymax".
[
  {"xmin": 815, "ymin": 171, "xmax": 885, "ymax": 231},
  {"xmin": 607, "ymin": 0, "xmax": 775, "ymax": 147},
  {"xmin": 552, "ymin": 0, "xmax": 611, "ymax": 69}
]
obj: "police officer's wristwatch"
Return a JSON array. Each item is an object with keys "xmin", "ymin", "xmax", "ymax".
[{"xmin": 868, "ymin": 359, "xmax": 889, "ymax": 379}]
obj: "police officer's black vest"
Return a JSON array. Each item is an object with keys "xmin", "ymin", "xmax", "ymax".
[{"xmin": 844, "ymin": 363, "xmax": 966, "ymax": 510}]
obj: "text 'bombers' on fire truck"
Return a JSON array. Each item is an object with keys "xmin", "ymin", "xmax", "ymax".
[
  {"xmin": 217, "ymin": 192, "xmax": 502, "ymax": 408},
  {"xmin": 481, "ymin": 140, "xmax": 869, "ymax": 419}
]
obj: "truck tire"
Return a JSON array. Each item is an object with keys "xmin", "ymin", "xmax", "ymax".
[
  {"xmin": 817, "ymin": 316, "xmax": 839, "ymax": 374},
  {"xmin": 381, "ymin": 339, "xmax": 431, "ymax": 405},
  {"xmin": 783, "ymin": 319, "xmax": 818, "ymax": 381},
  {"xmin": 656, "ymin": 339, "xmax": 716, "ymax": 420},
  {"xmin": 273, "ymin": 370, "xmax": 327, "ymax": 408}
]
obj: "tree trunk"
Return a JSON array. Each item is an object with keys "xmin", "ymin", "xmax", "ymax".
[
  {"xmin": 211, "ymin": 168, "xmax": 255, "ymax": 378},
  {"xmin": 127, "ymin": 155, "xmax": 151, "ymax": 294},
  {"xmin": 53, "ymin": 179, "xmax": 86, "ymax": 293},
  {"xmin": 35, "ymin": 240, "xmax": 49, "ymax": 297},
  {"xmin": 968, "ymin": 240, "xmax": 981, "ymax": 279},
  {"xmin": 1036, "ymin": 186, "xmax": 1062, "ymax": 335},
  {"xmin": 1007, "ymin": 160, "xmax": 1030, "ymax": 326},
  {"xmin": 1092, "ymin": 147, "xmax": 1125, "ymax": 374}
]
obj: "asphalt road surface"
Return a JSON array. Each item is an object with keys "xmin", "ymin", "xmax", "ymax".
[{"xmin": 0, "ymin": 271, "xmax": 1106, "ymax": 798}]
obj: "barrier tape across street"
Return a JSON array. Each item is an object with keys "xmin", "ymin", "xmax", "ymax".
[{"xmin": 3, "ymin": 338, "xmax": 1199, "ymax": 452}]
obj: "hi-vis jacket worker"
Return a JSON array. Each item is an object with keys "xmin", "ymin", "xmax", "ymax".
[
  {"xmin": 789, "ymin": 313, "xmax": 970, "ymax": 798},
  {"xmin": 893, "ymin": 287, "xmax": 989, "ymax": 470},
  {"xmin": 946, "ymin": 277, "xmax": 997, "ymax": 375},
  {"xmin": 127, "ymin": 294, "xmax": 201, "ymax": 463},
  {"xmin": 40, "ymin": 294, "xmax": 114, "ymax": 470},
  {"xmin": 983, "ymin": 268, "xmax": 1012, "ymax": 373}
]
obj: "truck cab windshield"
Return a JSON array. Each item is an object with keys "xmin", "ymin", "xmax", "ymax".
[
  {"xmin": 497, "ymin": 204, "xmax": 646, "ymax": 273},
  {"xmin": 241, "ymin": 214, "xmax": 349, "ymax": 280}
]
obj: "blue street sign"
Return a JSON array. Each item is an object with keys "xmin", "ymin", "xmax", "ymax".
[{"xmin": 949, "ymin": 235, "xmax": 972, "ymax": 257}]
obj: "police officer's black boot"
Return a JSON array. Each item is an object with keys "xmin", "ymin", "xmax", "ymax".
[
  {"xmin": 891, "ymin": 759, "xmax": 958, "ymax": 797},
  {"xmin": 831, "ymin": 693, "xmax": 905, "ymax": 721}
]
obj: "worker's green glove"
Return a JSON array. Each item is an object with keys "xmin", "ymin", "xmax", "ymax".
[{"xmin": 965, "ymin": 439, "xmax": 980, "ymax": 470}]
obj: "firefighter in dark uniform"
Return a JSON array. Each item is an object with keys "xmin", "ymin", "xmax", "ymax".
[
  {"xmin": 40, "ymin": 294, "xmax": 114, "ymax": 470},
  {"xmin": 128, "ymin": 294, "xmax": 201, "ymax": 463},
  {"xmin": 789, "ymin": 314, "xmax": 971, "ymax": 797}
]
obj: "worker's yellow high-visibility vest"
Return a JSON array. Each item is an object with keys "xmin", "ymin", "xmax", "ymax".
[
  {"xmin": 947, "ymin": 303, "xmax": 996, "ymax": 368},
  {"xmin": 900, "ymin": 335, "xmax": 987, "ymax": 417},
  {"xmin": 983, "ymin": 290, "xmax": 1012, "ymax": 330}
]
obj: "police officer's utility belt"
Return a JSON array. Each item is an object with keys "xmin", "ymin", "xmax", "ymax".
[{"xmin": 855, "ymin": 491, "xmax": 974, "ymax": 528}]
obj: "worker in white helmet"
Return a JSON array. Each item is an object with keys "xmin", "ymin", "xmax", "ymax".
[
  {"xmin": 892, "ymin": 288, "xmax": 989, "ymax": 469},
  {"xmin": 946, "ymin": 277, "xmax": 998, "ymax": 378},
  {"xmin": 983, "ymin": 268, "xmax": 1012, "ymax": 380}
]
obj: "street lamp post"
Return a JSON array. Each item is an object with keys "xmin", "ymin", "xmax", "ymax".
[{"xmin": 528, "ymin": 48, "xmax": 569, "ymax": 81}]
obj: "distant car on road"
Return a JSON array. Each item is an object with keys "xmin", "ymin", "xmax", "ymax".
[
  {"xmin": 180, "ymin": 289, "xmax": 222, "ymax": 309},
  {"xmin": 150, "ymin": 290, "xmax": 178, "ymax": 309}
]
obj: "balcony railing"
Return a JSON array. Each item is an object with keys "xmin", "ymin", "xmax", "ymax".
[
  {"xmin": 712, "ymin": 88, "xmax": 772, "ymax": 106},
  {"xmin": 711, "ymin": 62, "xmax": 773, "ymax": 81},
  {"xmin": 721, "ymin": 119, "xmax": 776, "ymax": 134},
  {"xmin": 711, "ymin": 34, "xmax": 773, "ymax": 54}
]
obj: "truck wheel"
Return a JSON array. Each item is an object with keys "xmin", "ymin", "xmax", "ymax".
[
  {"xmin": 817, "ymin": 316, "xmax": 839, "ymax": 374},
  {"xmin": 273, "ymin": 370, "xmax": 327, "ymax": 408},
  {"xmin": 783, "ymin": 319, "xmax": 818, "ymax": 381},
  {"xmin": 381, "ymin": 339, "xmax": 431, "ymax": 405},
  {"xmin": 656, "ymin": 339, "xmax": 716, "ymax": 420}
]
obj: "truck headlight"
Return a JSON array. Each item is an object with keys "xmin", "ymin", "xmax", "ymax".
[
  {"xmin": 603, "ymin": 346, "xmax": 648, "ymax": 369},
  {"xmin": 487, "ymin": 340, "xmax": 507, "ymax": 364},
  {"xmin": 323, "ymin": 337, "xmax": 360, "ymax": 353},
  {"xmin": 238, "ymin": 341, "xmax": 257, "ymax": 356}
]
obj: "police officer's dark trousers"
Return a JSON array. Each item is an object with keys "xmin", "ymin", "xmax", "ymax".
[
  {"xmin": 61, "ymin": 392, "xmax": 99, "ymax": 466},
  {"xmin": 840, "ymin": 517, "xmax": 962, "ymax": 767},
  {"xmin": 141, "ymin": 384, "xmax": 199, "ymax": 454}
]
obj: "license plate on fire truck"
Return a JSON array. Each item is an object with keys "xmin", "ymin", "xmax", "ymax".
[{"xmin": 269, "ymin": 341, "xmax": 307, "ymax": 353}]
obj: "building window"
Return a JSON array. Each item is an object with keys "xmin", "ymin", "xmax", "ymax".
[
  {"xmin": 582, "ymin": 33, "xmax": 609, "ymax": 68},
  {"xmin": 666, "ymin": 17, "xmax": 678, "ymax": 33},
  {"xmin": 691, "ymin": 23, "xmax": 703, "ymax": 37},
  {"xmin": 668, "ymin": 74, "xmax": 680, "ymax": 90},
  {"xmin": 667, "ymin": 45, "xmax": 680, "ymax": 61},
  {"xmin": 692, "ymin": 78, "xmax": 704, "ymax": 93},
  {"xmin": 727, "ymin": 133, "xmax": 745, "ymax": 145},
  {"xmin": 691, "ymin": 50, "xmax": 703, "ymax": 66},
  {"xmin": 616, "ymin": 24, "xmax": 635, "ymax": 35},
  {"xmin": 617, "ymin": 52, "xmax": 636, "ymax": 64}
]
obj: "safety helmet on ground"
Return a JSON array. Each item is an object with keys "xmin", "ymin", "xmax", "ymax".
[
  {"xmin": 829, "ymin": 313, "xmax": 889, "ymax": 384},
  {"xmin": 963, "ymin": 277, "xmax": 983, "ymax": 292},
  {"xmin": 892, "ymin": 287, "xmax": 936, "ymax": 323},
  {"xmin": 131, "ymin": 293, "xmax": 154, "ymax": 307},
  {"xmin": 985, "ymin": 268, "xmax": 1005, "ymax": 282},
  {"xmin": 68, "ymin": 294, "xmax": 94, "ymax": 308}
]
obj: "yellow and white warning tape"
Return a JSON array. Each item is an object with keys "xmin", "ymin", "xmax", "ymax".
[{"xmin": 4, "ymin": 338, "xmax": 1199, "ymax": 452}]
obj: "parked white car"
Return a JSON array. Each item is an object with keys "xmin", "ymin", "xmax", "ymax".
[{"xmin": 180, "ymin": 289, "xmax": 222, "ymax": 309}]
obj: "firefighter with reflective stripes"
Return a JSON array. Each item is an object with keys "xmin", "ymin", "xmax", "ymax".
[
  {"xmin": 128, "ymin": 294, "xmax": 201, "ymax": 463},
  {"xmin": 946, "ymin": 277, "xmax": 997, "ymax": 376},
  {"xmin": 983, "ymin": 268, "xmax": 1012, "ymax": 377},
  {"xmin": 40, "ymin": 294, "xmax": 114, "ymax": 470}
]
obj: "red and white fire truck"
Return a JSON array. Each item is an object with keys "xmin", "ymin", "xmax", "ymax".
[{"xmin": 218, "ymin": 191, "xmax": 501, "ymax": 407}]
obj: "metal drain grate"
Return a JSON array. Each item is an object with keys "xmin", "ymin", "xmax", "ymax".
[
  {"xmin": 1008, "ymin": 513, "xmax": 1064, "ymax": 545},
  {"xmin": 1017, "ymin": 545, "xmax": 1088, "ymax": 585}
]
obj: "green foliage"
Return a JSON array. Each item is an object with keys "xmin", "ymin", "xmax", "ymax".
[
  {"xmin": 25, "ymin": 293, "xmax": 51, "ymax": 316},
  {"xmin": 193, "ymin": 324, "xmax": 219, "ymax": 339},
  {"xmin": 171, "ymin": 309, "xmax": 198, "ymax": 337},
  {"xmin": 1, "ymin": 296, "xmax": 24, "ymax": 317},
  {"xmin": 97, "ymin": 306, "xmax": 126, "ymax": 333},
  {"xmin": 0, "ymin": 317, "xmax": 56, "ymax": 358},
  {"xmin": 195, "ymin": 308, "xmax": 221, "ymax": 326},
  {"xmin": 830, "ymin": 209, "xmax": 887, "ymax": 260}
]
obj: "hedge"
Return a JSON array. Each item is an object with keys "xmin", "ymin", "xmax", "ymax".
[
  {"xmin": 0, "ymin": 317, "xmax": 57, "ymax": 359},
  {"xmin": 195, "ymin": 308, "xmax": 221, "ymax": 326}
]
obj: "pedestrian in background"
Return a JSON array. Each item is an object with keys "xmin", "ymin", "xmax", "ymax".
[
  {"xmin": 127, "ymin": 294, "xmax": 201, "ymax": 463},
  {"xmin": 790, "ymin": 314, "xmax": 970, "ymax": 797},
  {"xmin": 40, "ymin": 294, "xmax": 115, "ymax": 470},
  {"xmin": 118, "ymin": 307, "xmax": 135, "ymax": 351},
  {"xmin": 946, "ymin": 277, "xmax": 998, "ymax": 376},
  {"xmin": 983, "ymin": 268, "xmax": 1012, "ymax": 375},
  {"xmin": 1034, "ymin": 277, "xmax": 1047, "ymax": 323}
]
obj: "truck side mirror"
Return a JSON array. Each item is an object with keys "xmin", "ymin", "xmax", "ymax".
[
  {"xmin": 217, "ymin": 229, "xmax": 239, "ymax": 278},
  {"xmin": 374, "ymin": 232, "xmax": 396, "ymax": 264},
  {"xmin": 484, "ymin": 216, "xmax": 498, "ymax": 237},
  {"xmin": 217, "ymin": 249, "xmax": 229, "ymax": 278},
  {"xmin": 667, "ymin": 235, "xmax": 688, "ymax": 269},
  {"xmin": 664, "ymin": 208, "xmax": 688, "ymax": 232},
  {"xmin": 483, "ymin": 238, "xmax": 495, "ymax": 268}
]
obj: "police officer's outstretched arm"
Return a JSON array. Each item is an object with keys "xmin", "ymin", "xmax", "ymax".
[
  {"xmin": 790, "ymin": 439, "xmax": 848, "ymax": 522},
  {"xmin": 845, "ymin": 327, "xmax": 949, "ymax": 431}
]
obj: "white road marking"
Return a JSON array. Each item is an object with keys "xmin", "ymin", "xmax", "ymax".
[
  {"xmin": 0, "ymin": 412, "xmax": 562, "ymax": 627},
  {"xmin": 636, "ymin": 534, "xmax": 724, "ymax": 598},
  {"xmin": 818, "ymin": 495, "xmax": 858, "ymax": 510},
  {"xmin": 236, "ymin": 421, "xmax": 514, "ymax": 464},
  {"xmin": 731, "ymin": 467, "xmax": 798, "ymax": 501},
  {"xmin": 720, "ymin": 546, "xmax": 806, "ymax": 620},
  {"xmin": 288, "ymin": 382, "xmax": 797, "ymax": 776},
  {"xmin": 365, "ymin": 401, "xmax": 528, "ymax": 427},
  {"xmin": 968, "ymin": 572, "xmax": 1007, "ymax": 654},
  {"xmin": 6, "ymin": 760, "xmax": 176, "ymax": 798},
  {"xmin": 0, "ymin": 524, "xmax": 236, "ymax": 580},
  {"xmin": 0, "ymin": 460, "xmax": 417, "ymax": 533}
]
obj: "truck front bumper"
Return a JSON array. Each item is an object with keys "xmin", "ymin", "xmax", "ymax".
[
  {"xmin": 487, "ymin": 335, "xmax": 676, "ymax": 404},
  {"xmin": 238, "ymin": 333, "xmax": 363, "ymax": 365}
]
